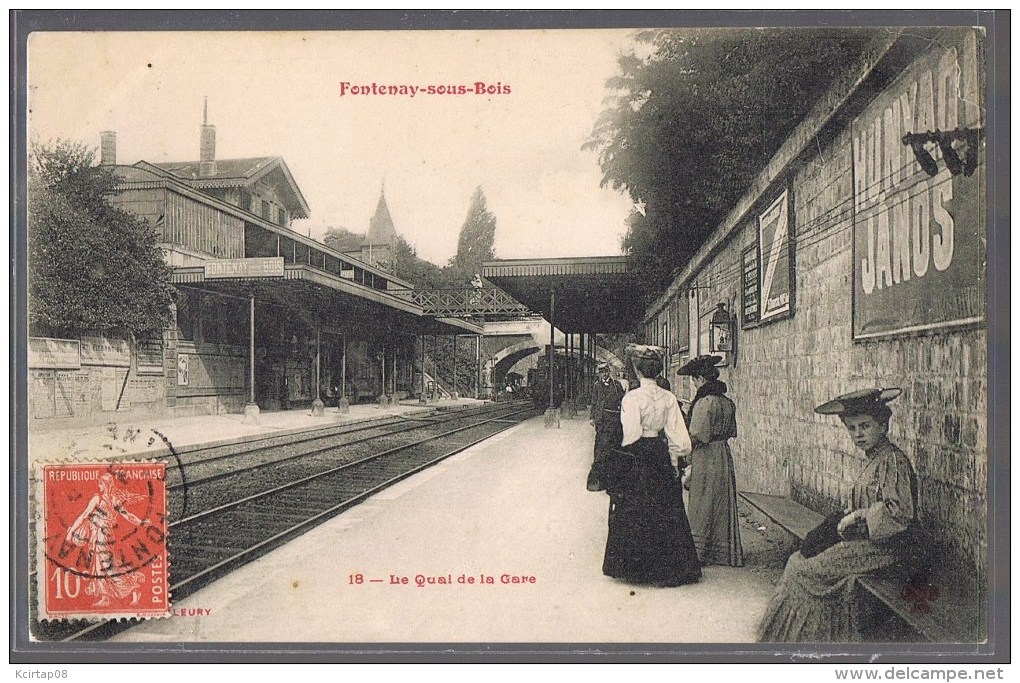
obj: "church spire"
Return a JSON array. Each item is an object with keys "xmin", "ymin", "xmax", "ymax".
[{"xmin": 366, "ymin": 183, "xmax": 398, "ymax": 245}]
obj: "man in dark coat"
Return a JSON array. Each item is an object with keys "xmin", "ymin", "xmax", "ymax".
[{"xmin": 587, "ymin": 362, "xmax": 625, "ymax": 492}]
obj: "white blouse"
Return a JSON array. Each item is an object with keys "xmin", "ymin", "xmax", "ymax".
[{"xmin": 620, "ymin": 378, "xmax": 693, "ymax": 464}]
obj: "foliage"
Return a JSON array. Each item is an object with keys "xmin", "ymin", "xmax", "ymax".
[
  {"xmin": 316, "ymin": 187, "xmax": 499, "ymax": 293},
  {"xmin": 586, "ymin": 28, "xmax": 872, "ymax": 290},
  {"xmin": 321, "ymin": 225, "xmax": 362, "ymax": 251},
  {"xmin": 28, "ymin": 139, "xmax": 175, "ymax": 337},
  {"xmin": 425, "ymin": 335, "xmax": 480, "ymax": 398},
  {"xmin": 390, "ymin": 235, "xmax": 447, "ymax": 289},
  {"xmin": 448, "ymin": 186, "xmax": 497, "ymax": 285}
]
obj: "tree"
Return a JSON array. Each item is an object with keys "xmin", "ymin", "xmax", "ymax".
[
  {"xmin": 391, "ymin": 235, "xmax": 446, "ymax": 289},
  {"xmin": 28, "ymin": 139, "xmax": 174, "ymax": 338},
  {"xmin": 586, "ymin": 28, "xmax": 872, "ymax": 291},
  {"xmin": 322, "ymin": 225, "xmax": 363, "ymax": 251},
  {"xmin": 448, "ymin": 187, "xmax": 497, "ymax": 284}
]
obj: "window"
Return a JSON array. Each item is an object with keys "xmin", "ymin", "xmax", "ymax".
[
  {"xmin": 277, "ymin": 207, "xmax": 288, "ymax": 227},
  {"xmin": 239, "ymin": 190, "xmax": 253, "ymax": 212},
  {"xmin": 280, "ymin": 237, "xmax": 296, "ymax": 264},
  {"xmin": 261, "ymin": 200, "xmax": 271, "ymax": 221},
  {"xmin": 675, "ymin": 292, "xmax": 690, "ymax": 352},
  {"xmin": 176, "ymin": 292, "xmax": 196, "ymax": 341}
]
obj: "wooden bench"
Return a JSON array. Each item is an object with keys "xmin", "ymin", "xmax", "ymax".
[{"xmin": 739, "ymin": 491, "xmax": 987, "ymax": 643}]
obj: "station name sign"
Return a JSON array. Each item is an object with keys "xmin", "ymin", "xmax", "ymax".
[{"xmin": 204, "ymin": 257, "xmax": 286, "ymax": 279}]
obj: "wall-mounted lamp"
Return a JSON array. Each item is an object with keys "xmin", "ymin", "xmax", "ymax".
[
  {"xmin": 902, "ymin": 127, "xmax": 982, "ymax": 178},
  {"xmin": 710, "ymin": 303, "xmax": 733, "ymax": 353}
]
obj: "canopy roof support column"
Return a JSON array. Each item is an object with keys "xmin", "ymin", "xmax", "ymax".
[
  {"xmin": 312, "ymin": 327, "xmax": 325, "ymax": 416},
  {"xmin": 563, "ymin": 333, "xmax": 576, "ymax": 418},
  {"xmin": 419, "ymin": 335, "xmax": 427, "ymax": 404},
  {"xmin": 379, "ymin": 344, "xmax": 387, "ymax": 406},
  {"xmin": 578, "ymin": 333, "xmax": 586, "ymax": 408},
  {"xmin": 243, "ymin": 291, "xmax": 260, "ymax": 424},
  {"xmin": 338, "ymin": 334, "xmax": 350, "ymax": 414},
  {"xmin": 452, "ymin": 335, "xmax": 459, "ymax": 400},
  {"xmin": 545, "ymin": 288, "xmax": 559, "ymax": 429}
]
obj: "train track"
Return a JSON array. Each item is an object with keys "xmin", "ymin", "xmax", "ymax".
[
  {"xmin": 158, "ymin": 404, "xmax": 523, "ymax": 518},
  {"xmin": 30, "ymin": 402, "xmax": 540, "ymax": 642}
]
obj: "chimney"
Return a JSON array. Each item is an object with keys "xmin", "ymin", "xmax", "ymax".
[
  {"xmin": 199, "ymin": 97, "xmax": 216, "ymax": 177},
  {"xmin": 99, "ymin": 131, "xmax": 117, "ymax": 166}
]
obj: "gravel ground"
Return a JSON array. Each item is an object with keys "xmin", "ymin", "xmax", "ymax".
[{"xmin": 737, "ymin": 505, "xmax": 799, "ymax": 588}]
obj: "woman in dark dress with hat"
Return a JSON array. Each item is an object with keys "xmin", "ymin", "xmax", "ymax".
[
  {"xmin": 757, "ymin": 388, "xmax": 922, "ymax": 642},
  {"xmin": 678, "ymin": 355, "xmax": 743, "ymax": 567},
  {"xmin": 602, "ymin": 345, "xmax": 702, "ymax": 587}
]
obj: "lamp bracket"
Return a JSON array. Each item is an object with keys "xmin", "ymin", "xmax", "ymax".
[{"xmin": 901, "ymin": 127, "xmax": 983, "ymax": 178}]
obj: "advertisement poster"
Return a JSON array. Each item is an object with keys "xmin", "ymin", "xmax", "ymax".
[
  {"xmin": 757, "ymin": 190, "xmax": 792, "ymax": 323},
  {"xmin": 851, "ymin": 30, "xmax": 985, "ymax": 340}
]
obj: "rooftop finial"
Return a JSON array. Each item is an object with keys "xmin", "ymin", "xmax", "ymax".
[{"xmin": 199, "ymin": 97, "xmax": 216, "ymax": 175}]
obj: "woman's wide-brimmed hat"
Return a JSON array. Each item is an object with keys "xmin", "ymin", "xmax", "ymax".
[
  {"xmin": 624, "ymin": 344, "xmax": 665, "ymax": 360},
  {"xmin": 813, "ymin": 387, "xmax": 902, "ymax": 415},
  {"xmin": 677, "ymin": 355, "xmax": 722, "ymax": 376}
]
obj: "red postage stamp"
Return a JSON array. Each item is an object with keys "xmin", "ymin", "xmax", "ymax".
[{"xmin": 36, "ymin": 462, "xmax": 170, "ymax": 621}]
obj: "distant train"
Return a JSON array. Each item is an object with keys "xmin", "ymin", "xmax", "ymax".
[{"xmin": 527, "ymin": 352, "xmax": 572, "ymax": 408}]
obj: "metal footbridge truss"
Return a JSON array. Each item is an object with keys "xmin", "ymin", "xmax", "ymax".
[{"xmin": 391, "ymin": 287, "xmax": 533, "ymax": 318}]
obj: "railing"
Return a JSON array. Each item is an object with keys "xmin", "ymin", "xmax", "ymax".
[{"xmin": 389, "ymin": 287, "xmax": 532, "ymax": 317}]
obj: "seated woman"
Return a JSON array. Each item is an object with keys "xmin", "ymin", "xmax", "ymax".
[
  {"xmin": 757, "ymin": 387, "xmax": 922, "ymax": 642},
  {"xmin": 602, "ymin": 345, "xmax": 702, "ymax": 587}
]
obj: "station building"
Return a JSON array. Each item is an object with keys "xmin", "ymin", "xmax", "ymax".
[
  {"xmin": 28, "ymin": 114, "xmax": 480, "ymax": 423},
  {"xmin": 642, "ymin": 28, "xmax": 988, "ymax": 584}
]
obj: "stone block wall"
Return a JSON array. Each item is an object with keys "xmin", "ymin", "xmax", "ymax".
[{"xmin": 660, "ymin": 123, "xmax": 987, "ymax": 576}]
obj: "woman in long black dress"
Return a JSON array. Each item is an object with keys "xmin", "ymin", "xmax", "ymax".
[{"xmin": 602, "ymin": 345, "xmax": 702, "ymax": 587}]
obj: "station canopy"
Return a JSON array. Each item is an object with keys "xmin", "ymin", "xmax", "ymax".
[
  {"xmin": 481, "ymin": 256, "xmax": 645, "ymax": 333},
  {"xmin": 171, "ymin": 262, "xmax": 482, "ymax": 337}
]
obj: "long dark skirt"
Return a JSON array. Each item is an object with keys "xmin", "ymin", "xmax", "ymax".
[
  {"xmin": 587, "ymin": 416, "xmax": 622, "ymax": 491},
  {"xmin": 602, "ymin": 437, "xmax": 702, "ymax": 586}
]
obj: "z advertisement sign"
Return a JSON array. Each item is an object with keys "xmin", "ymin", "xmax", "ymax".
[{"xmin": 758, "ymin": 190, "xmax": 793, "ymax": 323}]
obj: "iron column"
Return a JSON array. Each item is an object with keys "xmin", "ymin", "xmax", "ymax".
[
  {"xmin": 312, "ymin": 327, "xmax": 324, "ymax": 416},
  {"xmin": 452, "ymin": 335, "xmax": 458, "ymax": 399},
  {"xmin": 243, "ymin": 292, "xmax": 259, "ymax": 423},
  {"xmin": 419, "ymin": 334, "xmax": 426, "ymax": 403}
]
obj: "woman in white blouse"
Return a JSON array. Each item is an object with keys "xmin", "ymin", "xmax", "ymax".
[{"xmin": 602, "ymin": 345, "xmax": 702, "ymax": 587}]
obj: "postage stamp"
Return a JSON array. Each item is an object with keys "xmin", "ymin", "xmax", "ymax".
[{"xmin": 35, "ymin": 462, "xmax": 170, "ymax": 621}]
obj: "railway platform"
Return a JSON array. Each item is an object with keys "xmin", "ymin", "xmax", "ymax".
[
  {"xmin": 109, "ymin": 413, "xmax": 782, "ymax": 644},
  {"xmin": 28, "ymin": 398, "xmax": 486, "ymax": 464}
]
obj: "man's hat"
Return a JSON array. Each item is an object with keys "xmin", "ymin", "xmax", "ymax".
[
  {"xmin": 596, "ymin": 361, "xmax": 611, "ymax": 371},
  {"xmin": 813, "ymin": 387, "xmax": 902, "ymax": 415},
  {"xmin": 625, "ymin": 344, "xmax": 665, "ymax": 360},
  {"xmin": 677, "ymin": 355, "xmax": 722, "ymax": 376}
]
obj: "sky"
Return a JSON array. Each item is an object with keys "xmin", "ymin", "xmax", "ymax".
[{"xmin": 27, "ymin": 29, "xmax": 640, "ymax": 267}]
